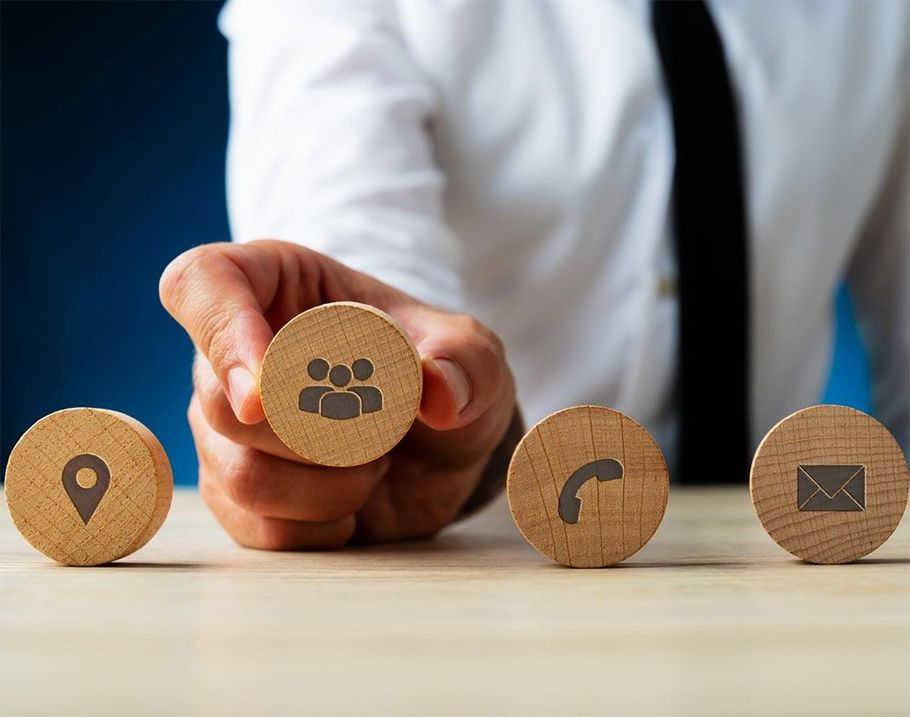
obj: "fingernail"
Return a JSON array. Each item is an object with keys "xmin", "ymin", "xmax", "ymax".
[
  {"xmin": 434, "ymin": 359, "xmax": 471, "ymax": 414},
  {"xmin": 226, "ymin": 366, "xmax": 257, "ymax": 417}
]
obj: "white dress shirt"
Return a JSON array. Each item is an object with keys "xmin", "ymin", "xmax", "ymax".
[{"xmin": 220, "ymin": 0, "xmax": 909, "ymax": 461}]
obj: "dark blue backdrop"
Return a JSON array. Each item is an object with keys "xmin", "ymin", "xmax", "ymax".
[
  {"xmin": 1, "ymin": 1, "xmax": 228, "ymax": 484},
  {"xmin": 0, "ymin": 1, "xmax": 870, "ymax": 485}
]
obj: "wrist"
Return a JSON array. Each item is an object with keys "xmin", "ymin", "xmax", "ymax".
[{"xmin": 456, "ymin": 406, "xmax": 525, "ymax": 519}]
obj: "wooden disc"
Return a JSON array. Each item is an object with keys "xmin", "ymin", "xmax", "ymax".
[
  {"xmin": 4, "ymin": 408, "xmax": 173, "ymax": 566},
  {"xmin": 750, "ymin": 405, "xmax": 909, "ymax": 564},
  {"xmin": 507, "ymin": 405, "xmax": 669, "ymax": 568},
  {"xmin": 260, "ymin": 302, "xmax": 422, "ymax": 467}
]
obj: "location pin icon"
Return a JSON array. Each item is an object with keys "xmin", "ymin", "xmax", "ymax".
[{"xmin": 61, "ymin": 454, "xmax": 111, "ymax": 524}]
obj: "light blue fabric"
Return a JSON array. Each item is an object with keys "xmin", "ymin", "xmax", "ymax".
[{"xmin": 822, "ymin": 285, "xmax": 872, "ymax": 413}]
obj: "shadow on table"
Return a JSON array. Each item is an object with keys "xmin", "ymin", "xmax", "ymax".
[
  {"xmin": 533, "ymin": 554, "xmax": 910, "ymax": 570},
  {"xmin": 100, "ymin": 561, "xmax": 209, "ymax": 570},
  {"xmin": 616, "ymin": 560, "xmax": 746, "ymax": 569},
  {"xmin": 804, "ymin": 557, "xmax": 910, "ymax": 566}
]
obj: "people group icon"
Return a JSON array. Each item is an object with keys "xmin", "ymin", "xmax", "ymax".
[{"xmin": 299, "ymin": 357, "xmax": 383, "ymax": 420}]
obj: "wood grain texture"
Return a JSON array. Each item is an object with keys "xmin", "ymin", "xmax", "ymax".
[
  {"xmin": 507, "ymin": 405, "xmax": 669, "ymax": 567},
  {"xmin": 751, "ymin": 404, "xmax": 909, "ymax": 564},
  {"xmin": 4, "ymin": 408, "xmax": 173, "ymax": 566},
  {"xmin": 2, "ymin": 488, "xmax": 907, "ymax": 717},
  {"xmin": 260, "ymin": 302, "xmax": 422, "ymax": 467}
]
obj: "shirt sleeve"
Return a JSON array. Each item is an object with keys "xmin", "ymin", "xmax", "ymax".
[
  {"xmin": 219, "ymin": 0, "xmax": 464, "ymax": 311},
  {"xmin": 847, "ymin": 102, "xmax": 909, "ymax": 457}
]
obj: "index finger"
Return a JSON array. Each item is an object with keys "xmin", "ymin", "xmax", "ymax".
[{"xmin": 159, "ymin": 242, "xmax": 278, "ymax": 424}]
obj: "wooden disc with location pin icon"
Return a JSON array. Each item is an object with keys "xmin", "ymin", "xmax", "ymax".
[
  {"xmin": 259, "ymin": 301, "xmax": 423, "ymax": 467},
  {"xmin": 4, "ymin": 407, "xmax": 173, "ymax": 566},
  {"xmin": 750, "ymin": 404, "xmax": 909, "ymax": 564},
  {"xmin": 507, "ymin": 405, "xmax": 669, "ymax": 568}
]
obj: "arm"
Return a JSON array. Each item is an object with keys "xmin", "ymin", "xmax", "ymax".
[
  {"xmin": 159, "ymin": 1, "xmax": 518, "ymax": 549},
  {"xmin": 221, "ymin": 0, "xmax": 463, "ymax": 310}
]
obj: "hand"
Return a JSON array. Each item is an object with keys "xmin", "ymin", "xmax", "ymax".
[{"xmin": 159, "ymin": 240, "xmax": 517, "ymax": 549}]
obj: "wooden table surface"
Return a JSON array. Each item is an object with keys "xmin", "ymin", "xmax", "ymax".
[{"xmin": 2, "ymin": 487, "xmax": 908, "ymax": 717}]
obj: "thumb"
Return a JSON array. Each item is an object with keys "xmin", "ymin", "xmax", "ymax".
[
  {"xmin": 409, "ymin": 310, "xmax": 507, "ymax": 432},
  {"xmin": 159, "ymin": 243, "xmax": 276, "ymax": 424}
]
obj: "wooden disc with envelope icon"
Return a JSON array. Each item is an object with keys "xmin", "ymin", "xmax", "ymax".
[
  {"xmin": 507, "ymin": 405, "xmax": 669, "ymax": 568},
  {"xmin": 750, "ymin": 405, "xmax": 909, "ymax": 564}
]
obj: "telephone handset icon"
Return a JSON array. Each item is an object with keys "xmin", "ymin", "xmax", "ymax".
[{"xmin": 558, "ymin": 458, "xmax": 624, "ymax": 524}]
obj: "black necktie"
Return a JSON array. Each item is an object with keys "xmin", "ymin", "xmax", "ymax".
[{"xmin": 651, "ymin": 0, "xmax": 751, "ymax": 484}]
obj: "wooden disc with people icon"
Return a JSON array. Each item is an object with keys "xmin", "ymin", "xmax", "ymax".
[
  {"xmin": 259, "ymin": 302, "xmax": 423, "ymax": 467},
  {"xmin": 507, "ymin": 405, "xmax": 669, "ymax": 568}
]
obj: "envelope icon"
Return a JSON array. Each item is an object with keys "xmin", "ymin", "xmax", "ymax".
[{"xmin": 797, "ymin": 465, "xmax": 865, "ymax": 512}]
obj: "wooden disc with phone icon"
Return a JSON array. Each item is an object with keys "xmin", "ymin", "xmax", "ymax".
[{"xmin": 507, "ymin": 405, "xmax": 669, "ymax": 568}]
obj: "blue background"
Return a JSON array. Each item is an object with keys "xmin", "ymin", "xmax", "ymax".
[{"xmin": 0, "ymin": 1, "xmax": 871, "ymax": 486}]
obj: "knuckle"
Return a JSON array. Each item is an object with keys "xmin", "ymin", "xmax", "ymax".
[
  {"xmin": 198, "ymin": 472, "xmax": 219, "ymax": 508},
  {"xmin": 220, "ymin": 451, "xmax": 265, "ymax": 512},
  {"xmin": 197, "ymin": 468, "xmax": 293, "ymax": 552},
  {"xmin": 192, "ymin": 356, "xmax": 237, "ymax": 435},
  {"xmin": 187, "ymin": 393, "xmax": 213, "ymax": 447},
  {"xmin": 187, "ymin": 394, "xmax": 201, "ymax": 430},
  {"xmin": 453, "ymin": 314, "xmax": 507, "ymax": 363},
  {"xmin": 249, "ymin": 517, "xmax": 353, "ymax": 551},
  {"xmin": 322, "ymin": 518, "xmax": 357, "ymax": 549},
  {"xmin": 316, "ymin": 497, "xmax": 360, "ymax": 524},
  {"xmin": 325, "ymin": 528, "xmax": 355, "ymax": 550},
  {"xmin": 315, "ymin": 468, "xmax": 376, "ymax": 521},
  {"xmin": 398, "ymin": 485, "xmax": 463, "ymax": 540},
  {"xmin": 486, "ymin": 330, "xmax": 507, "ymax": 361},
  {"xmin": 200, "ymin": 388, "xmax": 238, "ymax": 438},
  {"xmin": 423, "ymin": 499, "xmax": 462, "ymax": 536},
  {"xmin": 473, "ymin": 320, "xmax": 506, "ymax": 360},
  {"xmin": 466, "ymin": 332, "xmax": 506, "ymax": 391},
  {"xmin": 159, "ymin": 244, "xmax": 219, "ymax": 310},
  {"xmin": 452, "ymin": 312, "xmax": 484, "ymax": 335},
  {"xmin": 197, "ymin": 305, "xmax": 237, "ymax": 370},
  {"xmin": 192, "ymin": 352, "xmax": 219, "ymax": 393},
  {"xmin": 251, "ymin": 520, "xmax": 299, "ymax": 551}
]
